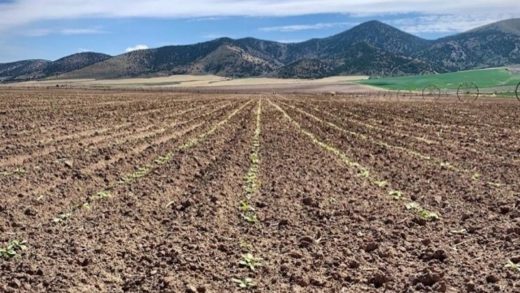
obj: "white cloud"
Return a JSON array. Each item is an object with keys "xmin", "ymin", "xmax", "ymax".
[
  {"xmin": 0, "ymin": 1, "xmax": 518, "ymax": 31},
  {"xmin": 388, "ymin": 14, "xmax": 515, "ymax": 34},
  {"xmin": 21, "ymin": 26, "xmax": 106, "ymax": 37},
  {"xmin": 125, "ymin": 44, "xmax": 149, "ymax": 52},
  {"xmin": 60, "ymin": 28, "xmax": 106, "ymax": 35},
  {"xmin": 260, "ymin": 22, "xmax": 354, "ymax": 32}
]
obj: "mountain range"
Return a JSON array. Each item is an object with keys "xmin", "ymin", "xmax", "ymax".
[{"xmin": 1, "ymin": 18, "xmax": 520, "ymax": 82}]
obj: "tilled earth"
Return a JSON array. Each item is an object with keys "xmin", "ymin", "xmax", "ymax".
[{"xmin": 0, "ymin": 88, "xmax": 519, "ymax": 292}]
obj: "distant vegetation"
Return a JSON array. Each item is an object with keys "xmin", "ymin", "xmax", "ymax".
[
  {"xmin": 361, "ymin": 68, "xmax": 520, "ymax": 92},
  {"xmin": 1, "ymin": 18, "xmax": 520, "ymax": 82}
]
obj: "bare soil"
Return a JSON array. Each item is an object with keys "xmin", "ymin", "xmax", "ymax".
[{"xmin": 0, "ymin": 88, "xmax": 519, "ymax": 292}]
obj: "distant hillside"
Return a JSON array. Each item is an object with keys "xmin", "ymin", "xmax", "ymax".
[
  {"xmin": 43, "ymin": 52, "xmax": 111, "ymax": 77},
  {"xmin": 0, "ymin": 52, "xmax": 111, "ymax": 82},
  {"xmin": 2, "ymin": 18, "xmax": 520, "ymax": 81}
]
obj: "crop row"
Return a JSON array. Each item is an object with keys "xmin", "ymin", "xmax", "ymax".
[
  {"xmin": 52, "ymin": 100, "xmax": 253, "ymax": 224},
  {"xmin": 269, "ymin": 99, "xmax": 439, "ymax": 222},
  {"xmin": 296, "ymin": 101, "xmax": 513, "ymax": 188},
  {"xmin": 281, "ymin": 102, "xmax": 507, "ymax": 190},
  {"xmin": 233, "ymin": 100, "xmax": 264, "ymax": 289}
]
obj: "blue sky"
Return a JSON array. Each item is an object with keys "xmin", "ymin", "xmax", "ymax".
[{"xmin": 0, "ymin": 0, "xmax": 518, "ymax": 62}]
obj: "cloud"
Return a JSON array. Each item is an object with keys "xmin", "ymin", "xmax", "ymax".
[
  {"xmin": 125, "ymin": 44, "xmax": 149, "ymax": 52},
  {"xmin": 60, "ymin": 28, "xmax": 107, "ymax": 35},
  {"xmin": 0, "ymin": 1, "xmax": 518, "ymax": 31},
  {"xmin": 21, "ymin": 26, "xmax": 106, "ymax": 37},
  {"xmin": 388, "ymin": 14, "xmax": 515, "ymax": 34},
  {"xmin": 260, "ymin": 22, "xmax": 354, "ymax": 32}
]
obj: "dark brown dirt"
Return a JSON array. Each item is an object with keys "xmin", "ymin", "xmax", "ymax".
[{"xmin": 0, "ymin": 88, "xmax": 519, "ymax": 292}]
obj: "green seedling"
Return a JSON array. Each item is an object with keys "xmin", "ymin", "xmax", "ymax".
[
  {"xmin": 357, "ymin": 170, "xmax": 370, "ymax": 178},
  {"xmin": 374, "ymin": 180, "xmax": 388, "ymax": 188},
  {"xmin": 406, "ymin": 202, "xmax": 439, "ymax": 221},
  {"xmin": 451, "ymin": 228, "xmax": 467, "ymax": 235},
  {"xmin": 53, "ymin": 212, "xmax": 72, "ymax": 223},
  {"xmin": 239, "ymin": 240, "xmax": 254, "ymax": 252},
  {"xmin": 121, "ymin": 166, "xmax": 150, "ymax": 183},
  {"xmin": 440, "ymin": 162, "xmax": 454, "ymax": 169},
  {"xmin": 239, "ymin": 253, "xmax": 262, "ymax": 271},
  {"xmin": 471, "ymin": 173, "xmax": 481, "ymax": 181},
  {"xmin": 487, "ymin": 181, "xmax": 502, "ymax": 188},
  {"xmin": 418, "ymin": 209, "xmax": 439, "ymax": 221},
  {"xmin": 94, "ymin": 191, "xmax": 112, "ymax": 200},
  {"xmin": 239, "ymin": 200, "xmax": 255, "ymax": 213},
  {"xmin": 389, "ymin": 190, "xmax": 403, "ymax": 200},
  {"xmin": 154, "ymin": 154, "xmax": 172, "ymax": 165},
  {"xmin": 232, "ymin": 277, "xmax": 256, "ymax": 289},
  {"xmin": 0, "ymin": 240, "xmax": 27, "ymax": 259},
  {"xmin": 505, "ymin": 260, "xmax": 519, "ymax": 272},
  {"xmin": 241, "ymin": 213, "xmax": 258, "ymax": 224},
  {"xmin": 0, "ymin": 168, "xmax": 26, "ymax": 177},
  {"xmin": 405, "ymin": 202, "xmax": 421, "ymax": 210}
]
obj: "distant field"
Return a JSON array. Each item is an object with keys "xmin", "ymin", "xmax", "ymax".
[
  {"xmin": 9, "ymin": 75, "xmax": 368, "ymax": 88},
  {"xmin": 361, "ymin": 68, "xmax": 520, "ymax": 92}
]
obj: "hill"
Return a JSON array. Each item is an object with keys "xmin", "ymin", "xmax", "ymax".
[
  {"xmin": 2, "ymin": 18, "xmax": 520, "ymax": 81},
  {"xmin": 0, "ymin": 52, "xmax": 111, "ymax": 82}
]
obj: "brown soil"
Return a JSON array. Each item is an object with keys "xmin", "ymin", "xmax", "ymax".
[{"xmin": 0, "ymin": 88, "xmax": 519, "ymax": 292}]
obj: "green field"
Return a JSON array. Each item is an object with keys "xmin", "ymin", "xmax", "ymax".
[{"xmin": 361, "ymin": 68, "xmax": 520, "ymax": 91}]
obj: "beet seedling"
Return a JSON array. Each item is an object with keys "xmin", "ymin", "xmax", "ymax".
[
  {"xmin": 239, "ymin": 253, "xmax": 262, "ymax": 271},
  {"xmin": 374, "ymin": 180, "xmax": 388, "ymax": 188},
  {"xmin": 0, "ymin": 168, "xmax": 26, "ymax": 177},
  {"xmin": 232, "ymin": 277, "xmax": 256, "ymax": 289},
  {"xmin": 53, "ymin": 212, "xmax": 72, "ymax": 223},
  {"xmin": 241, "ymin": 212, "xmax": 258, "ymax": 224},
  {"xmin": 93, "ymin": 191, "xmax": 111, "ymax": 200},
  {"xmin": 239, "ymin": 200, "xmax": 255, "ymax": 213},
  {"xmin": 406, "ymin": 202, "xmax": 439, "ymax": 221},
  {"xmin": 0, "ymin": 240, "xmax": 27, "ymax": 259},
  {"xmin": 505, "ymin": 260, "xmax": 519, "ymax": 272},
  {"xmin": 389, "ymin": 190, "xmax": 403, "ymax": 200}
]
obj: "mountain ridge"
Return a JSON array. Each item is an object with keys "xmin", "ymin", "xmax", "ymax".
[{"xmin": 2, "ymin": 18, "xmax": 520, "ymax": 81}]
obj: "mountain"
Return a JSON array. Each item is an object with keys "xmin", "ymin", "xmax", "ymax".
[
  {"xmin": 420, "ymin": 19, "xmax": 520, "ymax": 72},
  {"xmin": 0, "ymin": 52, "xmax": 111, "ymax": 82},
  {"xmin": 43, "ymin": 52, "xmax": 111, "ymax": 77},
  {"xmin": 0, "ymin": 59, "xmax": 50, "ymax": 81},
  {"xmin": 2, "ymin": 18, "xmax": 520, "ymax": 81}
]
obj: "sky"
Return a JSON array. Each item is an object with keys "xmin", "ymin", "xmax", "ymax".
[{"xmin": 0, "ymin": 0, "xmax": 519, "ymax": 63}]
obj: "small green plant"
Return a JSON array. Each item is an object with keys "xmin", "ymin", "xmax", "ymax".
[
  {"xmin": 239, "ymin": 240, "xmax": 254, "ymax": 252},
  {"xmin": 53, "ymin": 212, "xmax": 72, "ymax": 223},
  {"xmin": 358, "ymin": 170, "xmax": 370, "ymax": 178},
  {"xmin": 374, "ymin": 180, "xmax": 388, "ymax": 188},
  {"xmin": 239, "ymin": 253, "xmax": 262, "ymax": 271},
  {"xmin": 471, "ymin": 173, "xmax": 481, "ymax": 181},
  {"xmin": 0, "ymin": 240, "xmax": 27, "ymax": 259},
  {"xmin": 241, "ymin": 213, "xmax": 258, "ymax": 224},
  {"xmin": 121, "ymin": 166, "xmax": 150, "ymax": 183},
  {"xmin": 406, "ymin": 202, "xmax": 439, "ymax": 221},
  {"xmin": 487, "ymin": 181, "xmax": 502, "ymax": 188},
  {"xmin": 93, "ymin": 191, "xmax": 111, "ymax": 200},
  {"xmin": 505, "ymin": 260, "xmax": 519, "ymax": 272},
  {"xmin": 232, "ymin": 277, "xmax": 256, "ymax": 289},
  {"xmin": 154, "ymin": 154, "xmax": 172, "ymax": 165},
  {"xmin": 0, "ymin": 168, "xmax": 26, "ymax": 177},
  {"xmin": 239, "ymin": 200, "xmax": 255, "ymax": 213},
  {"xmin": 417, "ymin": 209, "xmax": 439, "ymax": 221},
  {"xmin": 405, "ymin": 202, "xmax": 420, "ymax": 210},
  {"xmin": 389, "ymin": 190, "xmax": 403, "ymax": 200}
]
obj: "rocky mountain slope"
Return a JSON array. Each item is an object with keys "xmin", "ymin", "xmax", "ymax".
[{"xmin": 1, "ymin": 19, "xmax": 519, "ymax": 81}]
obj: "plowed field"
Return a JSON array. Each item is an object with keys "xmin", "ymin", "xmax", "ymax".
[{"xmin": 1, "ymin": 88, "xmax": 519, "ymax": 292}]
